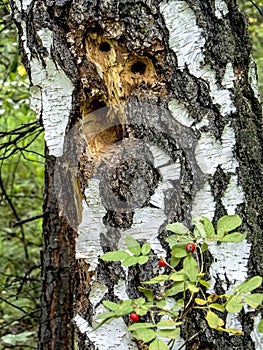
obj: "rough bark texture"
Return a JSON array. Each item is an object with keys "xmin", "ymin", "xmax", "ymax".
[{"xmin": 10, "ymin": 0, "xmax": 263, "ymax": 349}]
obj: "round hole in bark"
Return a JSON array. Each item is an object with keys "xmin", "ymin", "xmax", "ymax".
[
  {"xmin": 131, "ymin": 61, "xmax": 146, "ymax": 74},
  {"xmin": 99, "ymin": 42, "xmax": 111, "ymax": 52}
]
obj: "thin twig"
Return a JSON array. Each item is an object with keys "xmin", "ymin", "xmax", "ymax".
[
  {"xmin": 13, "ymin": 213, "xmax": 44, "ymax": 227},
  {"xmin": 249, "ymin": 0, "xmax": 263, "ymax": 17}
]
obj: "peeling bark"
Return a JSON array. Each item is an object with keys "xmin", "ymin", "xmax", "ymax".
[{"xmin": 10, "ymin": 0, "xmax": 263, "ymax": 349}]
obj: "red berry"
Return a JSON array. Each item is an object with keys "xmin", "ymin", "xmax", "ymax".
[
  {"xmin": 186, "ymin": 243, "xmax": 196, "ymax": 253},
  {"xmin": 129, "ymin": 312, "xmax": 139, "ymax": 322},
  {"xmin": 158, "ymin": 259, "xmax": 167, "ymax": 267}
]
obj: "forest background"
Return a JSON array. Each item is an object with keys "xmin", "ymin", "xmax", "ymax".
[{"xmin": 0, "ymin": 0, "xmax": 262, "ymax": 348}]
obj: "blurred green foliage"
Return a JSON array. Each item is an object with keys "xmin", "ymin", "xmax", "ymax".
[
  {"xmin": 239, "ymin": 0, "xmax": 263, "ymax": 97},
  {"xmin": 0, "ymin": 0, "xmax": 261, "ymax": 349},
  {"xmin": 0, "ymin": 0, "xmax": 44, "ymax": 348}
]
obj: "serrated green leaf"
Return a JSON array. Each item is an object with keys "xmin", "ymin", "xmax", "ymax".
[
  {"xmin": 100, "ymin": 250, "xmax": 130, "ymax": 262},
  {"xmin": 172, "ymin": 246, "xmax": 188, "ymax": 258},
  {"xmin": 125, "ymin": 235, "xmax": 141, "ymax": 256},
  {"xmin": 220, "ymin": 232, "xmax": 247, "ymax": 242},
  {"xmin": 183, "ymin": 254, "xmax": 199, "ymax": 282},
  {"xmin": 166, "ymin": 222, "xmax": 189, "ymax": 234},
  {"xmin": 244, "ymin": 293, "xmax": 263, "ymax": 308},
  {"xmin": 149, "ymin": 339, "xmax": 170, "ymax": 350},
  {"xmin": 205, "ymin": 310, "xmax": 220, "ymax": 329},
  {"xmin": 217, "ymin": 214, "xmax": 242, "ymax": 238},
  {"xmin": 170, "ymin": 256, "xmax": 181, "ymax": 268},
  {"xmin": 138, "ymin": 255, "xmax": 148, "ymax": 265},
  {"xmin": 170, "ymin": 272, "xmax": 187, "ymax": 281},
  {"xmin": 132, "ymin": 328, "xmax": 156, "ymax": 342},
  {"xmin": 138, "ymin": 286, "xmax": 154, "ymax": 301},
  {"xmin": 122, "ymin": 256, "xmax": 139, "ymax": 266},
  {"xmin": 165, "ymin": 281, "xmax": 186, "ymax": 297},
  {"xmin": 258, "ymin": 319, "xmax": 263, "ymax": 333},
  {"xmin": 156, "ymin": 328, "xmax": 180, "ymax": 340},
  {"xmin": 199, "ymin": 279, "xmax": 211, "ymax": 288},
  {"xmin": 128, "ymin": 322, "xmax": 155, "ymax": 331},
  {"xmin": 102, "ymin": 300, "xmax": 119, "ymax": 311},
  {"xmin": 225, "ymin": 294, "xmax": 243, "ymax": 313},
  {"xmin": 209, "ymin": 303, "xmax": 225, "ymax": 312},
  {"xmin": 141, "ymin": 242, "xmax": 151, "ymax": 255},
  {"xmin": 143, "ymin": 274, "xmax": 170, "ymax": 285},
  {"xmin": 234, "ymin": 276, "xmax": 262, "ymax": 294}
]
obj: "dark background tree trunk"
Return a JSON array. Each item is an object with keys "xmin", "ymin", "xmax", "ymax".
[{"xmin": 10, "ymin": 1, "xmax": 263, "ymax": 349}]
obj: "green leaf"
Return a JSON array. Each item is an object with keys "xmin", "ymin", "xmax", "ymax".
[
  {"xmin": 119, "ymin": 299, "xmax": 132, "ymax": 310},
  {"xmin": 156, "ymin": 328, "xmax": 180, "ymax": 340},
  {"xmin": 225, "ymin": 294, "xmax": 243, "ymax": 313},
  {"xmin": 195, "ymin": 298, "xmax": 207, "ymax": 306},
  {"xmin": 157, "ymin": 320, "xmax": 182, "ymax": 328},
  {"xmin": 143, "ymin": 274, "xmax": 170, "ymax": 285},
  {"xmin": 199, "ymin": 279, "xmax": 211, "ymax": 288},
  {"xmin": 141, "ymin": 242, "xmax": 151, "ymax": 255},
  {"xmin": 125, "ymin": 235, "xmax": 141, "ymax": 256},
  {"xmin": 132, "ymin": 328, "xmax": 156, "ymax": 342},
  {"xmin": 201, "ymin": 216, "xmax": 215, "ymax": 238},
  {"xmin": 138, "ymin": 255, "xmax": 149, "ymax": 265},
  {"xmin": 100, "ymin": 250, "xmax": 130, "ymax": 262},
  {"xmin": 244, "ymin": 293, "xmax": 263, "ymax": 308},
  {"xmin": 193, "ymin": 220, "xmax": 207, "ymax": 239},
  {"xmin": 166, "ymin": 222, "xmax": 189, "ymax": 234},
  {"xmin": 102, "ymin": 300, "xmax": 119, "ymax": 311},
  {"xmin": 234, "ymin": 276, "xmax": 262, "ymax": 294},
  {"xmin": 170, "ymin": 272, "xmax": 187, "ymax": 281},
  {"xmin": 217, "ymin": 214, "xmax": 242, "ymax": 238},
  {"xmin": 128, "ymin": 322, "xmax": 155, "ymax": 331},
  {"xmin": 209, "ymin": 303, "xmax": 225, "ymax": 312},
  {"xmin": 165, "ymin": 281, "xmax": 187, "ymax": 297},
  {"xmin": 138, "ymin": 286, "xmax": 154, "ymax": 301},
  {"xmin": 166, "ymin": 234, "xmax": 189, "ymax": 249},
  {"xmin": 258, "ymin": 319, "xmax": 263, "ymax": 333},
  {"xmin": 188, "ymin": 282, "xmax": 199, "ymax": 293},
  {"xmin": 136, "ymin": 306, "xmax": 150, "ymax": 316},
  {"xmin": 170, "ymin": 256, "xmax": 181, "ymax": 268},
  {"xmin": 1, "ymin": 331, "xmax": 34, "ymax": 346},
  {"xmin": 183, "ymin": 254, "xmax": 199, "ymax": 282},
  {"xmin": 220, "ymin": 232, "xmax": 247, "ymax": 242},
  {"xmin": 133, "ymin": 298, "xmax": 146, "ymax": 307},
  {"xmin": 172, "ymin": 246, "xmax": 188, "ymax": 258},
  {"xmin": 156, "ymin": 300, "xmax": 166, "ymax": 308},
  {"xmin": 96, "ymin": 311, "xmax": 116, "ymax": 320},
  {"xmin": 201, "ymin": 243, "xmax": 209, "ymax": 252},
  {"xmin": 122, "ymin": 256, "xmax": 139, "ymax": 266},
  {"xmin": 149, "ymin": 339, "xmax": 170, "ymax": 350},
  {"xmin": 205, "ymin": 310, "xmax": 220, "ymax": 329}
]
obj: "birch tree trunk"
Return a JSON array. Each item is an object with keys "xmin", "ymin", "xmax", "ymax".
[{"xmin": 10, "ymin": 0, "xmax": 263, "ymax": 349}]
